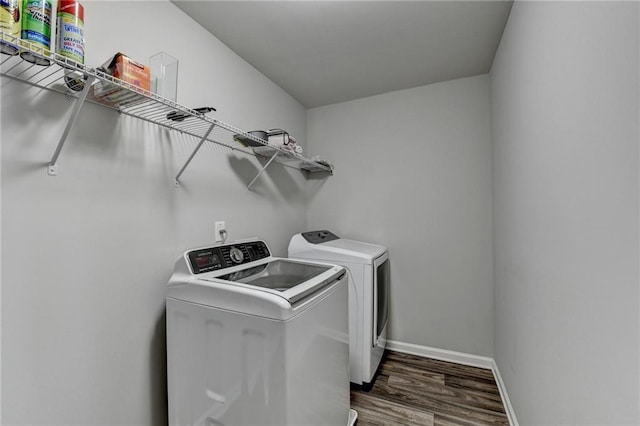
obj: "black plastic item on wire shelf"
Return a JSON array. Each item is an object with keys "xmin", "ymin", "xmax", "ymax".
[{"xmin": 166, "ymin": 106, "xmax": 216, "ymax": 122}]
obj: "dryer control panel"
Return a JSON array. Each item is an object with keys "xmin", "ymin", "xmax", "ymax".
[
  {"xmin": 301, "ymin": 230, "xmax": 340, "ymax": 244},
  {"xmin": 188, "ymin": 241, "xmax": 270, "ymax": 274}
]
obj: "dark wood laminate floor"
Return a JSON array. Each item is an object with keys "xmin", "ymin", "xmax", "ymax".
[{"xmin": 351, "ymin": 351, "xmax": 509, "ymax": 426}]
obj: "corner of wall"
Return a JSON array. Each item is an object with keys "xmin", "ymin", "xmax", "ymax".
[
  {"xmin": 637, "ymin": 2, "xmax": 640, "ymax": 422},
  {"xmin": 0, "ymin": 85, "xmax": 3, "ymax": 425},
  {"xmin": 490, "ymin": 360, "xmax": 519, "ymax": 426}
]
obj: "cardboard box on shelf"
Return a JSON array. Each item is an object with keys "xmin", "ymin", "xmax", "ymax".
[
  {"xmin": 99, "ymin": 52, "xmax": 150, "ymax": 89},
  {"xmin": 92, "ymin": 52, "xmax": 150, "ymax": 106}
]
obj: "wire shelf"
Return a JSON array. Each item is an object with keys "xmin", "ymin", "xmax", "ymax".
[{"xmin": 0, "ymin": 31, "xmax": 333, "ymax": 185}]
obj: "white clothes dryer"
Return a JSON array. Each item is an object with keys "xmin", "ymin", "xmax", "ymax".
[
  {"xmin": 288, "ymin": 231, "xmax": 390, "ymax": 386},
  {"xmin": 166, "ymin": 239, "xmax": 357, "ymax": 426}
]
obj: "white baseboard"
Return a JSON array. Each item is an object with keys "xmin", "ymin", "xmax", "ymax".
[
  {"xmin": 385, "ymin": 339, "xmax": 519, "ymax": 426},
  {"xmin": 386, "ymin": 339, "xmax": 494, "ymax": 369},
  {"xmin": 490, "ymin": 359, "xmax": 519, "ymax": 426}
]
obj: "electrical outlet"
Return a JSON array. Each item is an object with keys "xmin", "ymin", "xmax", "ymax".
[{"xmin": 215, "ymin": 221, "xmax": 226, "ymax": 242}]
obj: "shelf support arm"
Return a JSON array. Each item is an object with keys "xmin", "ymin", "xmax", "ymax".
[
  {"xmin": 48, "ymin": 74, "xmax": 96, "ymax": 176},
  {"xmin": 174, "ymin": 122, "xmax": 217, "ymax": 186},
  {"xmin": 247, "ymin": 151, "xmax": 279, "ymax": 190}
]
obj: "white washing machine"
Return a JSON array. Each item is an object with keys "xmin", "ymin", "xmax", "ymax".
[
  {"xmin": 166, "ymin": 239, "xmax": 357, "ymax": 426},
  {"xmin": 289, "ymin": 231, "xmax": 390, "ymax": 386}
]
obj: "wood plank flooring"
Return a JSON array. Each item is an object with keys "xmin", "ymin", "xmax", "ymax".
[{"xmin": 350, "ymin": 351, "xmax": 509, "ymax": 426}]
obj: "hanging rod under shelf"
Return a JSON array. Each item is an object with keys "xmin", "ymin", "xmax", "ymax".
[{"xmin": 0, "ymin": 31, "xmax": 333, "ymax": 186}]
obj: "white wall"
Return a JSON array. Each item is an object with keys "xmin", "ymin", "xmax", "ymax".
[
  {"xmin": 491, "ymin": 1, "xmax": 640, "ymax": 424},
  {"xmin": 306, "ymin": 75, "xmax": 494, "ymax": 357},
  {"xmin": 1, "ymin": 2, "xmax": 309, "ymax": 424}
]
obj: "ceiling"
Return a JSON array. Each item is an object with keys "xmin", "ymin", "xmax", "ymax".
[{"xmin": 172, "ymin": 1, "xmax": 513, "ymax": 108}]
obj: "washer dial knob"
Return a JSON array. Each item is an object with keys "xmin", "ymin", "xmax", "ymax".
[{"xmin": 229, "ymin": 247, "xmax": 244, "ymax": 264}]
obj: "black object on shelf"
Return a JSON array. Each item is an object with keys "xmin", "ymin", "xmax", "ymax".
[
  {"xmin": 233, "ymin": 130, "xmax": 268, "ymax": 147},
  {"xmin": 167, "ymin": 106, "xmax": 216, "ymax": 122}
]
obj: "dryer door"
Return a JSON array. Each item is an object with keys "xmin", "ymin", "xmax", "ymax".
[{"xmin": 372, "ymin": 251, "xmax": 390, "ymax": 347}]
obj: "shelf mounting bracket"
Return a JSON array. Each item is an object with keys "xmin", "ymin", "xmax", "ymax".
[
  {"xmin": 47, "ymin": 74, "xmax": 96, "ymax": 176},
  {"xmin": 247, "ymin": 151, "xmax": 279, "ymax": 190},
  {"xmin": 174, "ymin": 122, "xmax": 217, "ymax": 187}
]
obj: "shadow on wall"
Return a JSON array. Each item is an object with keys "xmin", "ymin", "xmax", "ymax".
[
  {"xmin": 227, "ymin": 154, "xmax": 264, "ymax": 189},
  {"xmin": 150, "ymin": 310, "xmax": 168, "ymax": 426},
  {"xmin": 305, "ymin": 169, "xmax": 331, "ymax": 203},
  {"xmin": 228, "ymin": 153, "xmax": 309, "ymax": 202}
]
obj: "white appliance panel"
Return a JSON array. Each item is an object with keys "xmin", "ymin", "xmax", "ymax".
[
  {"xmin": 285, "ymin": 280, "xmax": 350, "ymax": 424},
  {"xmin": 167, "ymin": 240, "xmax": 351, "ymax": 426},
  {"xmin": 289, "ymin": 237, "xmax": 386, "ymax": 264},
  {"xmin": 288, "ymin": 232, "xmax": 389, "ymax": 386},
  {"xmin": 167, "ymin": 298, "xmax": 286, "ymax": 426}
]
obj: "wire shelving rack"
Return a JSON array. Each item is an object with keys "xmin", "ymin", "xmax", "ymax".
[{"xmin": 0, "ymin": 31, "xmax": 333, "ymax": 188}]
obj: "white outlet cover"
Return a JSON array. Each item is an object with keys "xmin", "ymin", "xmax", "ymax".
[{"xmin": 215, "ymin": 221, "xmax": 226, "ymax": 242}]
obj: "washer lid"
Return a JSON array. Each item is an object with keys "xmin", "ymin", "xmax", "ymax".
[
  {"xmin": 206, "ymin": 259, "xmax": 338, "ymax": 304},
  {"xmin": 168, "ymin": 253, "xmax": 346, "ymax": 320},
  {"xmin": 289, "ymin": 233, "xmax": 387, "ymax": 264}
]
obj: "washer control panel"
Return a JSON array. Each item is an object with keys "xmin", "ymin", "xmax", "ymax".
[
  {"xmin": 188, "ymin": 241, "xmax": 270, "ymax": 274},
  {"xmin": 229, "ymin": 247, "xmax": 244, "ymax": 264}
]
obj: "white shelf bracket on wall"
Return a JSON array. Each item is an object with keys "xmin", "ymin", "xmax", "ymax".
[
  {"xmin": 174, "ymin": 122, "xmax": 217, "ymax": 187},
  {"xmin": 1, "ymin": 31, "xmax": 334, "ymax": 184},
  {"xmin": 247, "ymin": 151, "xmax": 279, "ymax": 190},
  {"xmin": 48, "ymin": 74, "xmax": 96, "ymax": 176}
]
